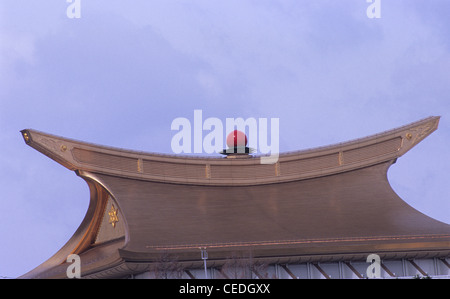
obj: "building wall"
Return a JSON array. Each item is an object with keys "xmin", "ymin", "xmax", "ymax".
[{"xmin": 131, "ymin": 258, "xmax": 450, "ymax": 279}]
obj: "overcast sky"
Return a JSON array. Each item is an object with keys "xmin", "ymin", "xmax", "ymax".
[{"xmin": 1, "ymin": 1, "xmax": 449, "ymax": 278}]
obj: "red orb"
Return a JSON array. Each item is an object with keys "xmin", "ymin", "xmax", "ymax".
[{"xmin": 226, "ymin": 130, "xmax": 248, "ymax": 148}]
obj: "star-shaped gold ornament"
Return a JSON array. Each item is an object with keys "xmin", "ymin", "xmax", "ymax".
[{"xmin": 108, "ymin": 204, "xmax": 119, "ymax": 228}]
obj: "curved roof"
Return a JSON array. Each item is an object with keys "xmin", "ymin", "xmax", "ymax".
[
  {"xmin": 20, "ymin": 116, "xmax": 440, "ymax": 186},
  {"xmin": 19, "ymin": 116, "xmax": 450, "ymax": 278}
]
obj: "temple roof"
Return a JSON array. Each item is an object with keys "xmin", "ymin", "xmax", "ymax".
[{"xmin": 19, "ymin": 116, "xmax": 450, "ymax": 278}]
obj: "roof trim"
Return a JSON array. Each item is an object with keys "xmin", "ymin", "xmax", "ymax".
[{"xmin": 20, "ymin": 116, "xmax": 440, "ymax": 186}]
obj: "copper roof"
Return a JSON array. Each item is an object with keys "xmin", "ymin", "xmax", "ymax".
[{"xmin": 19, "ymin": 116, "xmax": 450, "ymax": 278}]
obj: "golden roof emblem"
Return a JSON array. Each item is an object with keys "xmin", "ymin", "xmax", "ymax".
[{"xmin": 108, "ymin": 204, "xmax": 119, "ymax": 228}]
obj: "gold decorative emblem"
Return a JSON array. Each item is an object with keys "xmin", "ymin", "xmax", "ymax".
[
  {"xmin": 338, "ymin": 151, "xmax": 344, "ymax": 166},
  {"xmin": 205, "ymin": 164, "xmax": 211, "ymax": 178},
  {"xmin": 275, "ymin": 161, "xmax": 281, "ymax": 176},
  {"xmin": 108, "ymin": 204, "xmax": 119, "ymax": 228},
  {"xmin": 23, "ymin": 132, "xmax": 30, "ymax": 142}
]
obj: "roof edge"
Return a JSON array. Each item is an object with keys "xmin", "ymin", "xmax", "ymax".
[{"xmin": 20, "ymin": 116, "xmax": 440, "ymax": 186}]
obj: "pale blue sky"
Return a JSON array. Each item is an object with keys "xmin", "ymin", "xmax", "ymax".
[{"xmin": 1, "ymin": 1, "xmax": 449, "ymax": 278}]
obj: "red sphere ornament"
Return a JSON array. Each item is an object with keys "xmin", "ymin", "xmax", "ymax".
[{"xmin": 226, "ymin": 130, "xmax": 248, "ymax": 148}]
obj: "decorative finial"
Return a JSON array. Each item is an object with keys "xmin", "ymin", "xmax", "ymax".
[{"xmin": 220, "ymin": 130, "xmax": 254, "ymax": 157}]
